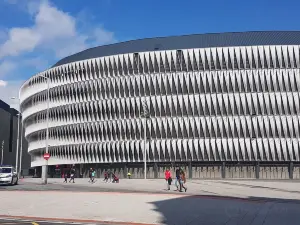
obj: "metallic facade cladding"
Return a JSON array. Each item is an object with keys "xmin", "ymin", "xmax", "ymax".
[{"xmin": 20, "ymin": 41, "xmax": 300, "ymax": 167}]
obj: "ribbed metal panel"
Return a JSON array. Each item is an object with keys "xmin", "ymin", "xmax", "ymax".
[{"xmin": 20, "ymin": 44, "xmax": 300, "ymax": 167}]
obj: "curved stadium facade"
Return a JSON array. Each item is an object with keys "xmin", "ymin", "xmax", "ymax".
[{"xmin": 20, "ymin": 31, "xmax": 300, "ymax": 179}]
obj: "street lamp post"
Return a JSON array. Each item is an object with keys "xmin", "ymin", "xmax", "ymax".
[
  {"xmin": 19, "ymin": 119, "xmax": 23, "ymax": 177},
  {"xmin": 1, "ymin": 140, "xmax": 4, "ymax": 165},
  {"xmin": 40, "ymin": 75, "xmax": 51, "ymax": 185},
  {"xmin": 37, "ymin": 74, "xmax": 63, "ymax": 184},
  {"xmin": 16, "ymin": 112, "xmax": 21, "ymax": 172},
  {"xmin": 141, "ymin": 99, "xmax": 150, "ymax": 180},
  {"xmin": 10, "ymin": 97, "xmax": 21, "ymax": 173}
]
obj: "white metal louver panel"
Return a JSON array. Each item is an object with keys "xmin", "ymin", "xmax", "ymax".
[{"xmin": 18, "ymin": 42, "xmax": 300, "ymax": 166}]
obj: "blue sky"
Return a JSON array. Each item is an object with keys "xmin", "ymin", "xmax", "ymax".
[{"xmin": 0, "ymin": 0, "xmax": 299, "ymax": 108}]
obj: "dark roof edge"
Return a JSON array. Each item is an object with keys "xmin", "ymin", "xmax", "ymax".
[{"xmin": 52, "ymin": 30, "xmax": 300, "ymax": 68}]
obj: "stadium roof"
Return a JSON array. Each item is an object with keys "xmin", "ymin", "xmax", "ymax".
[{"xmin": 53, "ymin": 31, "xmax": 300, "ymax": 67}]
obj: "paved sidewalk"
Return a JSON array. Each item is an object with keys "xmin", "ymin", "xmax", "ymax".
[
  {"xmin": 0, "ymin": 218, "xmax": 124, "ymax": 225},
  {"xmin": 1, "ymin": 189, "xmax": 300, "ymax": 225},
  {"xmin": 0, "ymin": 178, "xmax": 299, "ymax": 224},
  {"xmin": 22, "ymin": 178, "xmax": 300, "ymax": 200}
]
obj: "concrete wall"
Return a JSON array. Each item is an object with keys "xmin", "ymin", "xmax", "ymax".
[
  {"xmin": 259, "ymin": 166, "xmax": 289, "ymax": 179},
  {"xmin": 192, "ymin": 166, "xmax": 222, "ymax": 179},
  {"xmin": 225, "ymin": 166, "xmax": 256, "ymax": 179},
  {"xmin": 0, "ymin": 101, "xmax": 12, "ymax": 165},
  {"xmin": 6, "ymin": 109, "xmax": 18, "ymax": 166},
  {"xmin": 0, "ymin": 100, "xmax": 30, "ymax": 173},
  {"xmin": 45, "ymin": 162, "xmax": 300, "ymax": 180},
  {"xmin": 20, "ymin": 125, "xmax": 30, "ymax": 174}
]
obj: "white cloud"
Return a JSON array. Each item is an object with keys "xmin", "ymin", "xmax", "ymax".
[
  {"xmin": 0, "ymin": 80, "xmax": 7, "ymax": 87},
  {"xmin": 0, "ymin": 80, "xmax": 24, "ymax": 110},
  {"xmin": 93, "ymin": 27, "xmax": 116, "ymax": 45},
  {"xmin": 0, "ymin": 0, "xmax": 116, "ymax": 76},
  {"xmin": 0, "ymin": 1, "xmax": 84, "ymax": 58},
  {"xmin": 0, "ymin": 28, "xmax": 40, "ymax": 58},
  {"xmin": 0, "ymin": 0, "xmax": 117, "ymax": 108}
]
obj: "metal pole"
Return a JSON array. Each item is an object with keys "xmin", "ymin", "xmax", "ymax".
[
  {"xmin": 15, "ymin": 111, "xmax": 21, "ymax": 171},
  {"xmin": 19, "ymin": 119, "xmax": 23, "ymax": 177},
  {"xmin": 144, "ymin": 116, "xmax": 147, "ymax": 180},
  {"xmin": 1, "ymin": 143, "xmax": 3, "ymax": 165},
  {"xmin": 142, "ymin": 99, "xmax": 149, "ymax": 180},
  {"xmin": 42, "ymin": 77, "xmax": 50, "ymax": 184}
]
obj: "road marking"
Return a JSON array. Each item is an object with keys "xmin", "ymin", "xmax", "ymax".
[
  {"xmin": 1, "ymin": 223, "xmax": 18, "ymax": 224},
  {"xmin": 31, "ymin": 223, "xmax": 39, "ymax": 225}
]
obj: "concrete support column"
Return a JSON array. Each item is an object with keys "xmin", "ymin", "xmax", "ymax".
[
  {"xmin": 289, "ymin": 162, "xmax": 294, "ymax": 180},
  {"xmin": 95, "ymin": 164, "xmax": 99, "ymax": 178},
  {"xmin": 124, "ymin": 164, "xmax": 127, "ymax": 178},
  {"xmin": 221, "ymin": 162, "xmax": 226, "ymax": 179},
  {"xmin": 41, "ymin": 165, "xmax": 48, "ymax": 184},
  {"xmin": 255, "ymin": 162, "xmax": 260, "ymax": 179},
  {"xmin": 80, "ymin": 164, "xmax": 83, "ymax": 176},
  {"xmin": 188, "ymin": 161, "xmax": 192, "ymax": 179},
  {"xmin": 154, "ymin": 162, "xmax": 158, "ymax": 179}
]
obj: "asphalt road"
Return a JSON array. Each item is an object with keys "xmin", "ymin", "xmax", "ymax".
[
  {"xmin": 0, "ymin": 218, "xmax": 121, "ymax": 225},
  {"xmin": 0, "ymin": 181, "xmax": 166, "ymax": 195}
]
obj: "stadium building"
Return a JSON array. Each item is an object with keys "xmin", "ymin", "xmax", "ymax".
[{"xmin": 20, "ymin": 31, "xmax": 300, "ymax": 179}]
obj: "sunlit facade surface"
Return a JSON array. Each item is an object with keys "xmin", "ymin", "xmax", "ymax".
[{"xmin": 20, "ymin": 31, "xmax": 300, "ymax": 179}]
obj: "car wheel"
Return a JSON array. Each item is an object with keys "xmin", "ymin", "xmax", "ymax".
[
  {"xmin": 10, "ymin": 178, "xmax": 14, "ymax": 186},
  {"xmin": 14, "ymin": 179, "xmax": 18, "ymax": 185}
]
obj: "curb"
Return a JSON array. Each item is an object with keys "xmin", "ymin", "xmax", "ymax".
[{"xmin": 0, "ymin": 215, "xmax": 157, "ymax": 225}]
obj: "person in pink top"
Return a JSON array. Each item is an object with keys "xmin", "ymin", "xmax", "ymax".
[{"xmin": 165, "ymin": 169, "xmax": 172, "ymax": 191}]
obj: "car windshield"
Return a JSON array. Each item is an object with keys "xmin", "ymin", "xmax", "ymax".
[{"xmin": 0, "ymin": 168, "xmax": 12, "ymax": 173}]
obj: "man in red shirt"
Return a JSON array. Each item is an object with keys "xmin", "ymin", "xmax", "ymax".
[{"xmin": 165, "ymin": 169, "xmax": 172, "ymax": 190}]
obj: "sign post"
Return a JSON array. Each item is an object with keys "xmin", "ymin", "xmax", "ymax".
[
  {"xmin": 1, "ymin": 141, "xmax": 4, "ymax": 165},
  {"xmin": 43, "ymin": 153, "xmax": 50, "ymax": 161}
]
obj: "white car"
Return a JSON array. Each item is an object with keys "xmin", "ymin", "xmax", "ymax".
[{"xmin": 0, "ymin": 165, "xmax": 18, "ymax": 185}]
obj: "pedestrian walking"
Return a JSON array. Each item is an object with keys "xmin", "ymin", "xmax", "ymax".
[
  {"xmin": 180, "ymin": 169, "xmax": 187, "ymax": 192},
  {"xmin": 165, "ymin": 168, "xmax": 172, "ymax": 191},
  {"xmin": 103, "ymin": 170, "xmax": 109, "ymax": 183},
  {"xmin": 91, "ymin": 169, "xmax": 96, "ymax": 183},
  {"xmin": 112, "ymin": 173, "xmax": 119, "ymax": 183},
  {"xmin": 88, "ymin": 168, "xmax": 93, "ymax": 183},
  {"xmin": 175, "ymin": 167, "xmax": 180, "ymax": 191},
  {"xmin": 63, "ymin": 173, "xmax": 68, "ymax": 183},
  {"xmin": 69, "ymin": 168, "xmax": 75, "ymax": 183}
]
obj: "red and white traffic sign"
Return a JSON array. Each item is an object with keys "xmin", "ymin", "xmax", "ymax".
[{"xmin": 43, "ymin": 153, "xmax": 50, "ymax": 160}]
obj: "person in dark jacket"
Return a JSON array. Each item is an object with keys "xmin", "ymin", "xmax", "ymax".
[
  {"xmin": 88, "ymin": 168, "xmax": 93, "ymax": 183},
  {"xmin": 63, "ymin": 173, "xmax": 68, "ymax": 183},
  {"xmin": 69, "ymin": 168, "xmax": 75, "ymax": 183},
  {"xmin": 175, "ymin": 168, "xmax": 181, "ymax": 191}
]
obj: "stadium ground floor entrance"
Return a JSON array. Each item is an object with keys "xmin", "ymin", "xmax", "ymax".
[{"xmin": 35, "ymin": 161, "xmax": 300, "ymax": 180}]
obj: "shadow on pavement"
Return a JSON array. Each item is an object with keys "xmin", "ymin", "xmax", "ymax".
[{"xmin": 149, "ymin": 194, "xmax": 300, "ymax": 225}]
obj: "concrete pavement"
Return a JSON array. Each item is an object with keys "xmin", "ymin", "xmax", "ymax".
[
  {"xmin": 0, "ymin": 218, "xmax": 123, "ymax": 225},
  {"xmin": 1, "ymin": 188, "xmax": 300, "ymax": 225},
  {"xmin": 1, "ymin": 178, "xmax": 300, "ymax": 224},
  {"xmin": 13, "ymin": 178, "xmax": 300, "ymax": 200}
]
